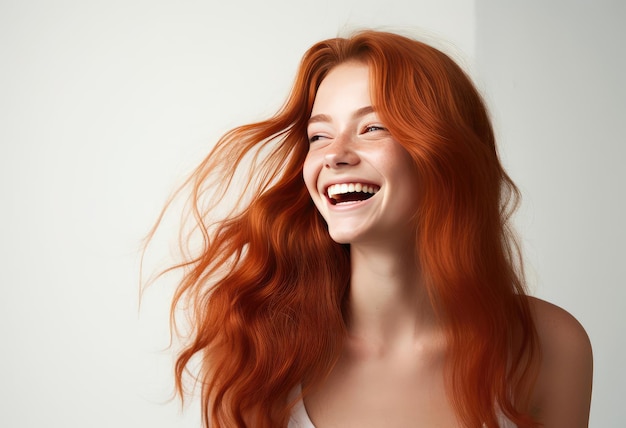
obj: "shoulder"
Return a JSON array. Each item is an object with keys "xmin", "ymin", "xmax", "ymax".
[
  {"xmin": 528, "ymin": 296, "xmax": 592, "ymax": 356},
  {"xmin": 527, "ymin": 296, "xmax": 593, "ymax": 427}
]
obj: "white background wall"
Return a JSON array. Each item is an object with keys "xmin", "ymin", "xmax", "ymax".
[
  {"xmin": 0, "ymin": 0, "xmax": 621, "ymax": 426},
  {"xmin": 475, "ymin": 2, "xmax": 625, "ymax": 427}
]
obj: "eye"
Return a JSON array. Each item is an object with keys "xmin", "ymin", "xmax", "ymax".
[
  {"xmin": 362, "ymin": 125, "xmax": 388, "ymax": 134},
  {"xmin": 308, "ymin": 134, "xmax": 325, "ymax": 143}
]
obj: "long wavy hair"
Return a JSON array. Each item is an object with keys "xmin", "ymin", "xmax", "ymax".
[{"xmin": 149, "ymin": 30, "xmax": 539, "ymax": 427}]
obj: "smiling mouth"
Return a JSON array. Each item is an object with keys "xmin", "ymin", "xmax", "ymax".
[{"xmin": 326, "ymin": 182, "xmax": 380, "ymax": 205}]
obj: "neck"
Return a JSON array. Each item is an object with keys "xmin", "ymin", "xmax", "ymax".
[{"xmin": 347, "ymin": 241, "xmax": 439, "ymax": 357}]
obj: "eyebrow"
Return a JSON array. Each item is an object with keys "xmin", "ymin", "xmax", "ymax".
[{"xmin": 307, "ymin": 105, "xmax": 376, "ymax": 126}]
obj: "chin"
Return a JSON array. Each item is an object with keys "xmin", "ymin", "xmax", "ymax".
[
  {"xmin": 327, "ymin": 228, "xmax": 359, "ymax": 244},
  {"xmin": 328, "ymin": 233, "xmax": 352, "ymax": 245}
]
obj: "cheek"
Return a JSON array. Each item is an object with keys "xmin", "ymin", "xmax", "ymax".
[
  {"xmin": 302, "ymin": 153, "xmax": 330, "ymax": 218},
  {"xmin": 302, "ymin": 155, "xmax": 318, "ymax": 198},
  {"xmin": 385, "ymin": 147, "xmax": 420, "ymax": 208}
]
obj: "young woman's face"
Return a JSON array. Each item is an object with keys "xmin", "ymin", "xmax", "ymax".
[{"xmin": 303, "ymin": 62, "xmax": 419, "ymax": 245}]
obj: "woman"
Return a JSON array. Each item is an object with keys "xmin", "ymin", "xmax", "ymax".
[{"xmin": 153, "ymin": 30, "xmax": 592, "ymax": 427}]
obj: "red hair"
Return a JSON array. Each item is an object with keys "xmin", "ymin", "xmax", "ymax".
[{"xmin": 152, "ymin": 30, "xmax": 539, "ymax": 427}]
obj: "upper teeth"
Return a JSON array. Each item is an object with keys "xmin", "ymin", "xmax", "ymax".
[{"xmin": 327, "ymin": 183, "xmax": 380, "ymax": 198}]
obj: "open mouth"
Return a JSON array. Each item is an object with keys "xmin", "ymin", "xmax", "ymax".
[{"xmin": 326, "ymin": 182, "xmax": 380, "ymax": 205}]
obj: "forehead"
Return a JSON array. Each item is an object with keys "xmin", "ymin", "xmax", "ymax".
[{"xmin": 311, "ymin": 62, "xmax": 372, "ymax": 115}]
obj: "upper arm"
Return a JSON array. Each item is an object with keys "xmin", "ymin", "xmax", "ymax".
[{"xmin": 529, "ymin": 297, "xmax": 593, "ymax": 428}]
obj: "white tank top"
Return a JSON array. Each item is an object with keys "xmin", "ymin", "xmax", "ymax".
[
  {"xmin": 287, "ymin": 386, "xmax": 518, "ymax": 428},
  {"xmin": 288, "ymin": 395, "xmax": 315, "ymax": 428}
]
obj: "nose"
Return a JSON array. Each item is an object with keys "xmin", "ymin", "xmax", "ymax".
[{"xmin": 323, "ymin": 135, "xmax": 360, "ymax": 169}]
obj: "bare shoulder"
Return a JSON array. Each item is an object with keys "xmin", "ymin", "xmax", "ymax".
[
  {"xmin": 527, "ymin": 296, "xmax": 593, "ymax": 427},
  {"xmin": 528, "ymin": 296, "xmax": 592, "ymax": 355}
]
